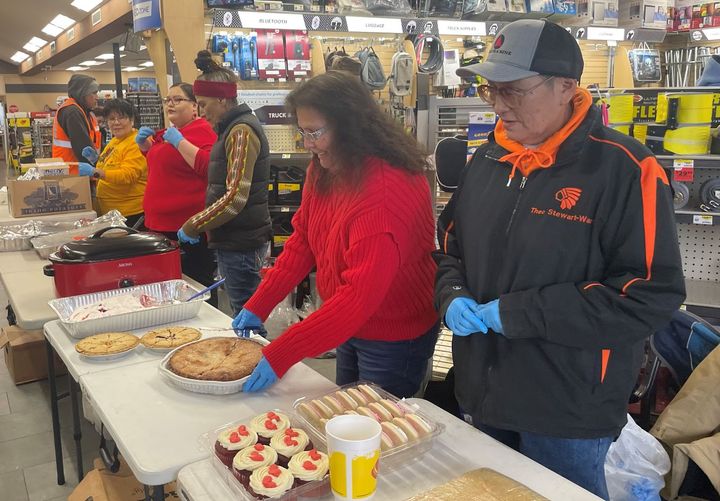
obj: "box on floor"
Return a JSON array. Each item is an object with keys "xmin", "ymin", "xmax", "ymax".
[
  {"xmin": 69, "ymin": 458, "xmax": 180, "ymax": 501},
  {"xmin": 0, "ymin": 325, "xmax": 67, "ymax": 384}
]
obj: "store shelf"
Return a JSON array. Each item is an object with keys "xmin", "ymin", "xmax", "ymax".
[
  {"xmin": 657, "ymin": 155, "xmax": 720, "ymax": 168},
  {"xmin": 269, "ymin": 205, "xmax": 299, "ymax": 213},
  {"xmin": 685, "ymin": 279, "xmax": 720, "ymax": 309},
  {"xmin": 675, "ymin": 210, "xmax": 720, "ymax": 225},
  {"xmin": 268, "ymin": 152, "xmax": 311, "ymax": 160}
]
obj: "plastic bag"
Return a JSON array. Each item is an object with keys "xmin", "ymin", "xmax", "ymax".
[{"xmin": 605, "ymin": 414, "xmax": 671, "ymax": 501}]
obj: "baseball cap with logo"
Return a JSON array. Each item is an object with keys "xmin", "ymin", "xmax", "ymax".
[{"xmin": 456, "ymin": 19, "xmax": 583, "ymax": 83}]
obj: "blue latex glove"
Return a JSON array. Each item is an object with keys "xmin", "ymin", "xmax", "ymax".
[
  {"xmin": 243, "ymin": 357, "xmax": 278, "ymax": 392},
  {"xmin": 163, "ymin": 127, "xmax": 184, "ymax": 148},
  {"xmin": 78, "ymin": 162, "xmax": 96, "ymax": 177},
  {"xmin": 476, "ymin": 299, "xmax": 504, "ymax": 334},
  {"xmin": 81, "ymin": 146, "xmax": 98, "ymax": 163},
  {"xmin": 445, "ymin": 297, "xmax": 488, "ymax": 336},
  {"xmin": 135, "ymin": 126, "xmax": 155, "ymax": 145},
  {"xmin": 232, "ymin": 308, "xmax": 263, "ymax": 337},
  {"xmin": 177, "ymin": 228, "xmax": 200, "ymax": 245}
]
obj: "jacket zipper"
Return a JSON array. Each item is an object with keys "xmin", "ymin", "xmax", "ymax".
[{"xmin": 505, "ymin": 176, "xmax": 527, "ymax": 235}]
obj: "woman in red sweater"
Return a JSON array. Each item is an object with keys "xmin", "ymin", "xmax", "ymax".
[
  {"xmin": 234, "ymin": 71, "xmax": 440, "ymax": 397},
  {"xmin": 136, "ymin": 83, "xmax": 218, "ymax": 304}
]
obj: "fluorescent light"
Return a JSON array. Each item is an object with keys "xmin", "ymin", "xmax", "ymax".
[
  {"xmin": 71, "ymin": 0, "xmax": 103, "ymax": 11},
  {"xmin": 122, "ymin": 66, "xmax": 142, "ymax": 72},
  {"xmin": 23, "ymin": 42, "xmax": 42, "ymax": 52},
  {"xmin": 51, "ymin": 14, "xmax": 75, "ymax": 29},
  {"xmin": 10, "ymin": 51, "xmax": 29, "ymax": 63},
  {"xmin": 139, "ymin": 45, "xmax": 146, "ymax": 51},
  {"xmin": 140, "ymin": 61, "xmax": 154, "ymax": 67},
  {"xmin": 42, "ymin": 24, "xmax": 64, "ymax": 37},
  {"xmin": 80, "ymin": 60, "xmax": 104, "ymax": 66},
  {"xmin": 29, "ymin": 37, "xmax": 48, "ymax": 47},
  {"xmin": 119, "ymin": 45, "xmax": 124, "ymax": 51},
  {"xmin": 67, "ymin": 66, "xmax": 88, "ymax": 71},
  {"xmin": 96, "ymin": 53, "xmax": 125, "ymax": 60}
]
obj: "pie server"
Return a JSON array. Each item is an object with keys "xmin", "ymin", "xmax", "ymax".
[{"xmin": 186, "ymin": 277, "xmax": 226, "ymax": 302}]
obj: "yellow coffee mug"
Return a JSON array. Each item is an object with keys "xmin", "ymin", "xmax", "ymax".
[{"xmin": 326, "ymin": 415, "xmax": 382, "ymax": 500}]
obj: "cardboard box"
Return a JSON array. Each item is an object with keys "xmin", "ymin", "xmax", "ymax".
[
  {"xmin": 69, "ymin": 458, "xmax": 180, "ymax": 501},
  {"xmin": 0, "ymin": 326, "xmax": 67, "ymax": 385},
  {"xmin": 7, "ymin": 175, "xmax": 91, "ymax": 218},
  {"xmin": 19, "ymin": 158, "xmax": 72, "ymax": 176}
]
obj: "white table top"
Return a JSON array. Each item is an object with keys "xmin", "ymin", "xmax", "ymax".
[
  {"xmin": 176, "ymin": 399, "xmax": 599, "ymax": 501},
  {"xmin": 1, "ymin": 267, "xmax": 57, "ymax": 330},
  {"xmin": 80, "ymin": 356, "xmax": 336, "ymax": 486},
  {"xmin": 43, "ymin": 302, "xmax": 235, "ymax": 381},
  {"xmin": 0, "ymin": 203, "xmax": 96, "ymax": 224},
  {"xmin": 0, "ymin": 249, "xmax": 48, "ymax": 274}
]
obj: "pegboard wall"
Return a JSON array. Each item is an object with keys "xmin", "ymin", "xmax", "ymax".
[{"xmin": 677, "ymin": 224, "xmax": 720, "ymax": 281}]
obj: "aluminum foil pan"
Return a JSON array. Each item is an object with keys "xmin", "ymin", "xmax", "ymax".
[
  {"xmin": 159, "ymin": 336, "xmax": 267, "ymax": 395},
  {"xmin": 48, "ymin": 279, "xmax": 209, "ymax": 339},
  {"xmin": 31, "ymin": 210, "xmax": 127, "ymax": 259},
  {"xmin": 0, "ymin": 221, "xmax": 47, "ymax": 252}
]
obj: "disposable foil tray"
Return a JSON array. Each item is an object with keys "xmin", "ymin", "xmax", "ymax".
[{"xmin": 48, "ymin": 279, "xmax": 209, "ymax": 339}]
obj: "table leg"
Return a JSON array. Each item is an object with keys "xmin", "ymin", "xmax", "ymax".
[
  {"xmin": 46, "ymin": 340, "xmax": 65, "ymax": 485},
  {"xmin": 70, "ymin": 379, "xmax": 84, "ymax": 481},
  {"xmin": 144, "ymin": 484, "xmax": 165, "ymax": 501}
]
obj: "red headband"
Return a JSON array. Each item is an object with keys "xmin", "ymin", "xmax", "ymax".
[{"xmin": 192, "ymin": 80, "xmax": 237, "ymax": 99}]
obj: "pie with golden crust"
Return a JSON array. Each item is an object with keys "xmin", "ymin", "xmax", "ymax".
[
  {"xmin": 168, "ymin": 337, "xmax": 263, "ymax": 381},
  {"xmin": 75, "ymin": 333, "xmax": 140, "ymax": 356},
  {"xmin": 141, "ymin": 326, "xmax": 201, "ymax": 349}
]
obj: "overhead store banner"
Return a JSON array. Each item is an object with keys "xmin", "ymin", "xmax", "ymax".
[
  {"xmin": 239, "ymin": 12, "xmax": 307, "ymax": 30},
  {"xmin": 132, "ymin": 0, "xmax": 162, "ymax": 33},
  {"xmin": 437, "ymin": 20, "xmax": 487, "ymax": 36}
]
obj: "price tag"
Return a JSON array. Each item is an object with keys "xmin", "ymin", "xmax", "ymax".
[
  {"xmin": 281, "ymin": 207, "xmax": 290, "ymax": 212},
  {"xmin": 693, "ymin": 214, "xmax": 713, "ymax": 225},
  {"xmin": 282, "ymin": 153, "xmax": 291, "ymax": 159},
  {"xmin": 673, "ymin": 159, "xmax": 694, "ymax": 183},
  {"xmin": 294, "ymin": 4, "xmax": 305, "ymax": 10}
]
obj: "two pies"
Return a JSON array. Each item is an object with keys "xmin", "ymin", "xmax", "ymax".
[
  {"xmin": 168, "ymin": 337, "xmax": 263, "ymax": 381},
  {"xmin": 141, "ymin": 326, "xmax": 201, "ymax": 350},
  {"xmin": 75, "ymin": 333, "xmax": 140, "ymax": 357}
]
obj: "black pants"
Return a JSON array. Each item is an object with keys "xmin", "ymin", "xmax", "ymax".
[{"xmin": 151, "ymin": 230, "xmax": 218, "ymax": 308}]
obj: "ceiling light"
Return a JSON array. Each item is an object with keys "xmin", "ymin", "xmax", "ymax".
[
  {"xmin": 23, "ymin": 42, "xmax": 42, "ymax": 52},
  {"xmin": 29, "ymin": 37, "xmax": 48, "ymax": 47},
  {"xmin": 80, "ymin": 60, "xmax": 104, "ymax": 66},
  {"xmin": 71, "ymin": 0, "xmax": 103, "ymax": 11},
  {"xmin": 140, "ymin": 61, "xmax": 154, "ymax": 67},
  {"xmin": 122, "ymin": 66, "xmax": 141, "ymax": 72},
  {"xmin": 119, "ymin": 45, "xmax": 125, "ymax": 51},
  {"xmin": 10, "ymin": 51, "xmax": 29, "ymax": 63},
  {"xmin": 42, "ymin": 24, "xmax": 64, "ymax": 37},
  {"xmin": 67, "ymin": 66, "xmax": 88, "ymax": 71},
  {"xmin": 96, "ymin": 53, "xmax": 125, "ymax": 60},
  {"xmin": 51, "ymin": 14, "xmax": 75, "ymax": 29},
  {"xmin": 139, "ymin": 45, "xmax": 146, "ymax": 51}
]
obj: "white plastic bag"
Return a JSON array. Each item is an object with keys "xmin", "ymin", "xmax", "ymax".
[{"xmin": 605, "ymin": 414, "xmax": 671, "ymax": 501}]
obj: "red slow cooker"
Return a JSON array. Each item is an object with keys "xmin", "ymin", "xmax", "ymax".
[{"xmin": 43, "ymin": 227, "xmax": 182, "ymax": 297}]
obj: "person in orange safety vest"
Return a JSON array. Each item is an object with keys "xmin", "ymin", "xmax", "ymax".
[{"xmin": 52, "ymin": 74, "xmax": 102, "ymax": 170}]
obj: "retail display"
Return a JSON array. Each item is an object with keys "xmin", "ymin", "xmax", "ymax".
[
  {"xmin": 126, "ymin": 92, "xmax": 164, "ymax": 130},
  {"xmin": 413, "ymin": 33, "xmax": 444, "ymax": 74},
  {"xmin": 257, "ymin": 29, "xmax": 287, "ymax": 80},
  {"xmin": 167, "ymin": 337, "xmax": 263, "ymax": 381},
  {"xmin": 285, "ymin": 31, "xmax": 311, "ymax": 81},
  {"xmin": 139, "ymin": 326, "xmax": 202, "ymax": 350}
]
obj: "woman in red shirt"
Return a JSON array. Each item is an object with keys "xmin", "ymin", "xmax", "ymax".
[
  {"xmin": 234, "ymin": 71, "xmax": 440, "ymax": 397},
  {"xmin": 136, "ymin": 83, "xmax": 218, "ymax": 304}
]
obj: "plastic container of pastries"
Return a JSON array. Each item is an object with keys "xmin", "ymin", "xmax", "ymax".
[
  {"xmin": 203, "ymin": 409, "xmax": 330, "ymax": 500},
  {"xmin": 293, "ymin": 382, "xmax": 444, "ymax": 471}
]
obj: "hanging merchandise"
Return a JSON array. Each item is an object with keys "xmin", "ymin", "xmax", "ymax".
[
  {"xmin": 646, "ymin": 125, "xmax": 711, "ymax": 155},
  {"xmin": 239, "ymin": 33, "xmax": 259, "ymax": 81},
  {"xmin": 628, "ymin": 44, "xmax": 662, "ymax": 83},
  {"xmin": 364, "ymin": 0, "xmax": 412, "ymax": 15},
  {"xmin": 671, "ymin": 180, "xmax": 690, "ymax": 210},
  {"xmin": 285, "ymin": 31, "xmax": 311, "ymax": 81},
  {"xmin": 699, "ymin": 178, "xmax": 720, "ymax": 212},
  {"xmin": 440, "ymin": 49, "xmax": 462, "ymax": 87},
  {"xmin": 414, "ymin": 33, "xmax": 444, "ymax": 74},
  {"xmin": 389, "ymin": 49, "xmax": 415, "ymax": 97},
  {"xmin": 256, "ymin": 29, "xmax": 287, "ymax": 80},
  {"xmin": 212, "ymin": 34, "xmax": 230, "ymax": 54},
  {"xmin": 656, "ymin": 92, "xmax": 714, "ymax": 127},
  {"xmin": 355, "ymin": 46, "xmax": 387, "ymax": 90},
  {"xmin": 605, "ymin": 93, "xmax": 634, "ymax": 135},
  {"xmin": 326, "ymin": 46, "xmax": 361, "ymax": 75}
]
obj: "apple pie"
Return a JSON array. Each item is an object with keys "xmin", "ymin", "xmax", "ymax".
[
  {"xmin": 75, "ymin": 332, "xmax": 140, "ymax": 356},
  {"xmin": 168, "ymin": 337, "xmax": 263, "ymax": 381},
  {"xmin": 140, "ymin": 326, "xmax": 201, "ymax": 350}
]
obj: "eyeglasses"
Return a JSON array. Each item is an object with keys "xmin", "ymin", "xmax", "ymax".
[
  {"xmin": 297, "ymin": 126, "xmax": 329, "ymax": 142},
  {"xmin": 163, "ymin": 96, "xmax": 193, "ymax": 105},
  {"xmin": 477, "ymin": 76, "xmax": 555, "ymax": 108},
  {"xmin": 106, "ymin": 115, "xmax": 130, "ymax": 124}
]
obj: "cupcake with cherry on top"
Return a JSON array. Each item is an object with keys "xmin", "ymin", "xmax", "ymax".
[
  {"xmin": 288, "ymin": 448, "xmax": 329, "ymax": 486},
  {"xmin": 247, "ymin": 464, "xmax": 295, "ymax": 499},
  {"xmin": 250, "ymin": 411, "xmax": 290, "ymax": 445},
  {"xmin": 270, "ymin": 427, "xmax": 313, "ymax": 467},
  {"xmin": 232, "ymin": 443, "xmax": 278, "ymax": 487},
  {"xmin": 215, "ymin": 424, "xmax": 258, "ymax": 467}
]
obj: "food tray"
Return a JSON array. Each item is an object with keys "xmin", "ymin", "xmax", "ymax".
[
  {"xmin": 48, "ymin": 279, "xmax": 209, "ymax": 339},
  {"xmin": 202, "ymin": 409, "xmax": 330, "ymax": 500},
  {"xmin": 293, "ymin": 382, "xmax": 444, "ymax": 471},
  {"xmin": 159, "ymin": 336, "xmax": 266, "ymax": 395},
  {"xmin": 0, "ymin": 220, "xmax": 53, "ymax": 252}
]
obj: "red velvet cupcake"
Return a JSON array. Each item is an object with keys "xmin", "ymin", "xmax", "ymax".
[
  {"xmin": 214, "ymin": 424, "xmax": 257, "ymax": 468},
  {"xmin": 250, "ymin": 411, "xmax": 291, "ymax": 445},
  {"xmin": 269, "ymin": 427, "xmax": 313, "ymax": 467},
  {"xmin": 231, "ymin": 443, "xmax": 278, "ymax": 487},
  {"xmin": 247, "ymin": 464, "xmax": 294, "ymax": 499}
]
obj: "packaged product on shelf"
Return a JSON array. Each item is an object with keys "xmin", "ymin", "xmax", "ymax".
[
  {"xmin": 620, "ymin": 0, "xmax": 668, "ymax": 29},
  {"xmin": 574, "ymin": 0, "xmax": 619, "ymax": 26},
  {"xmin": 256, "ymin": 29, "xmax": 287, "ymax": 80},
  {"xmin": 285, "ymin": 30, "xmax": 311, "ymax": 81}
]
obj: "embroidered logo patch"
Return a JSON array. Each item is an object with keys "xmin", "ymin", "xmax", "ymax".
[{"xmin": 555, "ymin": 187, "xmax": 582, "ymax": 210}]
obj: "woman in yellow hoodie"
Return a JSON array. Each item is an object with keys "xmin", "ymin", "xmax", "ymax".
[{"xmin": 78, "ymin": 99, "xmax": 147, "ymax": 228}]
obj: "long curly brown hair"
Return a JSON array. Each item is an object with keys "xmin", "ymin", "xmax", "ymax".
[{"xmin": 285, "ymin": 71, "xmax": 429, "ymax": 193}]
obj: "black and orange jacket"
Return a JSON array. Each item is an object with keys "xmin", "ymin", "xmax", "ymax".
[{"xmin": 434, "ymin": 100, "xmax": 685, "ymax": 439}]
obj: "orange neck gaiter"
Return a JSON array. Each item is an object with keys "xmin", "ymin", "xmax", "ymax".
[{"xmin": 494, "ymin": 88, "xmax": 593, "ymax": 186}]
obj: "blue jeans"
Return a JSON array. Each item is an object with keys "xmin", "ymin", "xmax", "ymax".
[
  {"xmin": 477, "ymin": 424, "xmax": 612, "ymax": 499},
  {"xmin": 335, "ymin": 322, "xmax": 440, "ymax": 398},
  {"xmin": 216, "ymin": 243, "xmax": 269, "ymax": 317}
]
